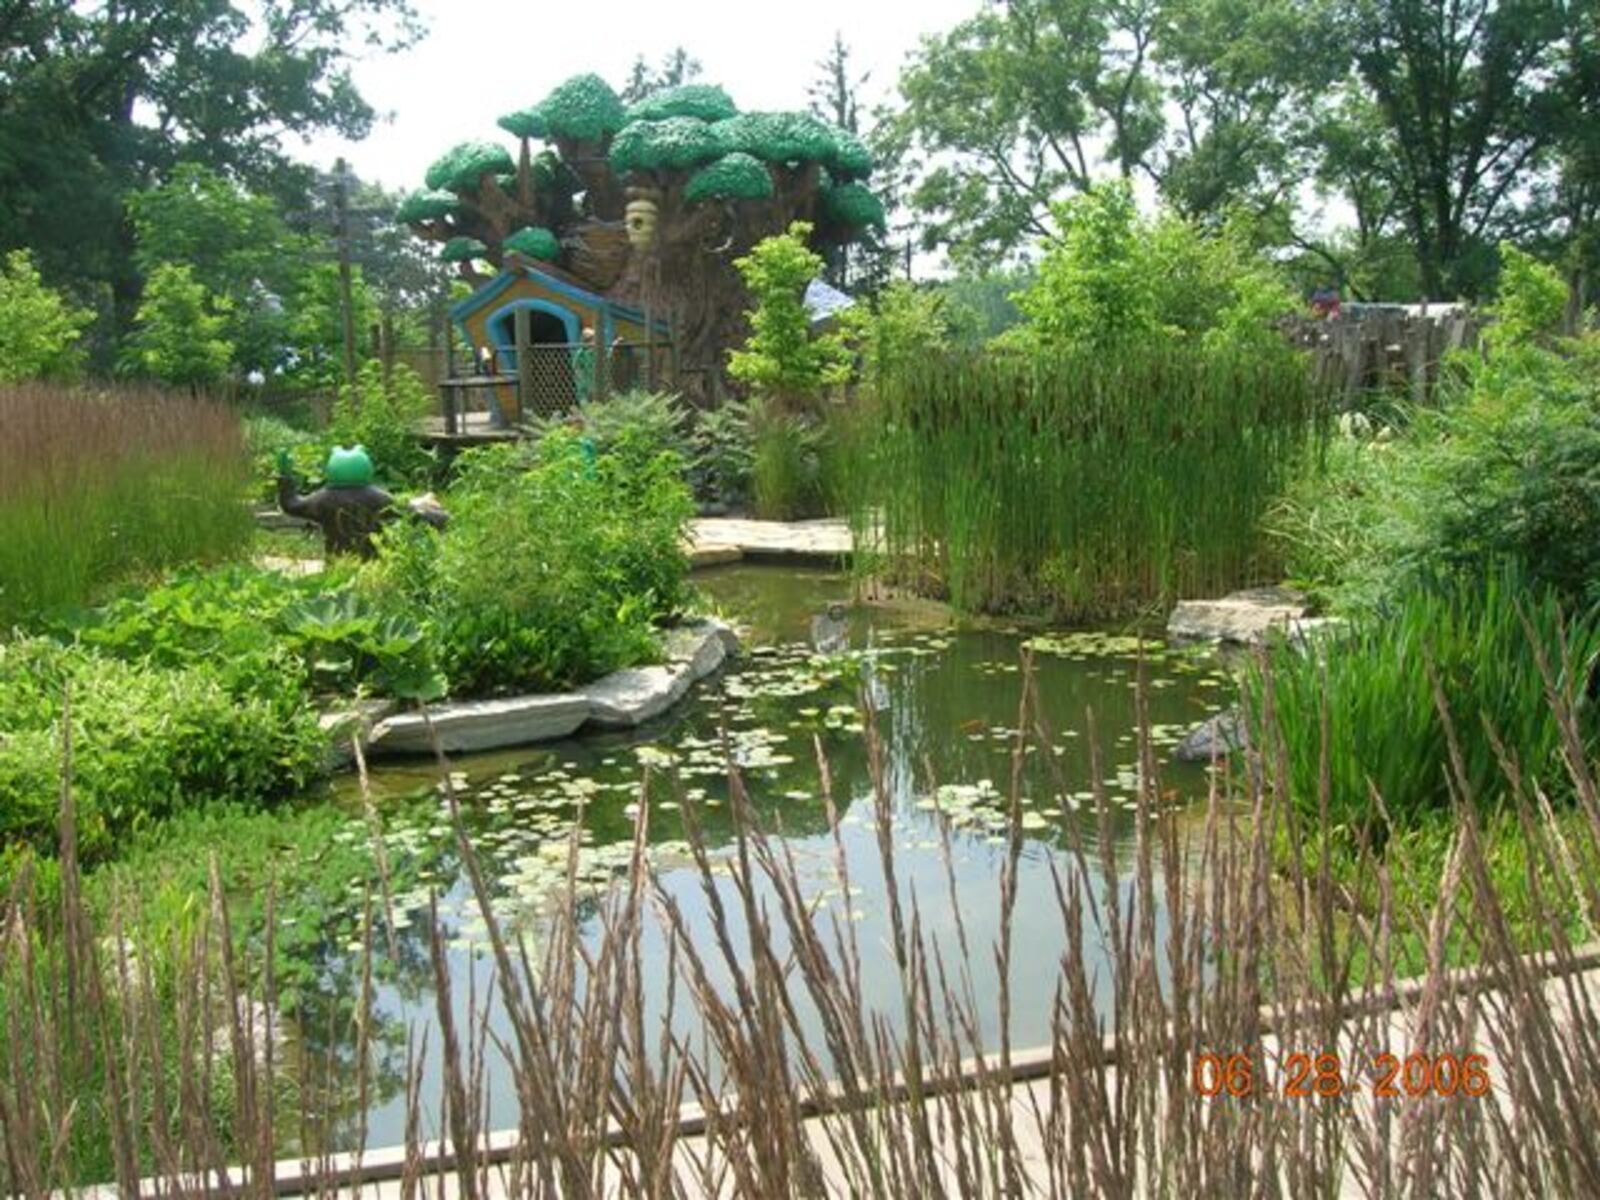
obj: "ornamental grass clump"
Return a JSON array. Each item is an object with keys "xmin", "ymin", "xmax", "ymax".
[
  {"xmin": 0, "ymin": 381, "xmax": 253, "ymax": 627},
  {"xmin": 1249, "ymin": 566, "xmax": 1600, "ymax": 837},
  {"xmin": 860, "ymin": 344, "xmax": 1326, "ymax": 617}
]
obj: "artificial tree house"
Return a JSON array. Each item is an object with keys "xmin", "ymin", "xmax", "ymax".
[{"xmin": 398, "ymin": 74, "xmax": 885, "ymax": 408}]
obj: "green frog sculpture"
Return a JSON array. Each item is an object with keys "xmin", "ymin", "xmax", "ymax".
[{"xmin": 276, "ymin": 445, "xmax": 447, "ymax": 557}]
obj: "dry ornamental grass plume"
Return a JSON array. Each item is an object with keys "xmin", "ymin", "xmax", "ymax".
[{"xmin": 3, "ymin": 638, "xmax": 1600, "ymax": 1197}]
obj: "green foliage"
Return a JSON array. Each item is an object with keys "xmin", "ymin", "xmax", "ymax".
[
  {"xmin": 1270, "ymin": 331, "xmax": 1600, "ymax": 613},
  {"xmin": 860, "ymin": 344, "xmax": 1325, "ymax": 616},
  {"xmin": 728, "ymin": 223, "xmax": 852, "ymax": 410},
  {"xmin": 820, "ymin": 182, "xmax": 886, "ymax": 230},
  {"xmin": 531, "ymin": 74, "xmax": 627, "ymax": 141},
  {"xmin": 693, "ymin": 398, "xmax": 756, "ymax": 507},
  {"xmin": 712, "ymin": 112, "xmax": 839, "ymax": 164},
  {"xmin": 440, "ymin": 236, "xmax": 489, "ymax": 263},
  {"xmin": 1009, "ymin": 182, "xmax": 1297, "ymax": 354},
  {"xmin": 328, "ymin": 362, "xmax": 434, "ymax": 487},
  {"xmin": 503, "ymin": 226, "xmax": 561, "ymax": 261},
  {"xmin": 366, "ymin": 432, "xmax": 693, "ymax": 695},
  {"xmin": 126, "ymin": 164, "xmax": 309, "ymax": 377},
  {"xmin": 608, "ymin": 117, "xmax": 723, "ymax": 174},
  {"xmin": 839, "ymin": 281, "xmax": 949, "ymax": 385},
  {"xmin": 280, "ymin": 263, "xmax": 377, "ymax": 394},
  {"xmin": 424, "ymin": 141, "xmax": 516, "ymax": 192},
  {"xmin": 0, "ymin": 249, "xmax": 91, "ymax": 383},
  {"xmin": 69, "ymin": 562, "xmax": 442, "ymax": 704},
  {"xmin": 684, "ymin": 153, "xmax": 774, "ymax": 204},
  {"xmin": 0, "ymin": 0, "xmax": 420, "ymax": 370},
  {"xmin": 536, "ymin": 388, "xmax": 695, "ymax": 466},
  {"xmin": 938, "ymin": 269, "xmax": 1031, "ymax": 345},
  {"xmin": 396, "ymin": 189, "xmax": 461, "ymax": 222},
  {"xmin": 1490, "ymin": 243, "xmax": 1568, "ymax": 350},
  {"xmin": 0, "ymin": 637, "xmax": 326, "ymax": 865},
  {"xmin": 122, "ymin": 264, "xmax": 233, "ymax": 388},
  {"xmin": 751, "ymin": 403, "xmax": 831, "ymax": 520},
  {"xmin": 1248, "ymin": 569, "xmax": 1600, "ymax": 839},
  {"xmin": 0, "ymin": 383, "xmax": 254, "ymax": 627},
  {"xmin": 625, "ymin": 83, "xmax": 738, "ymax": 124}
]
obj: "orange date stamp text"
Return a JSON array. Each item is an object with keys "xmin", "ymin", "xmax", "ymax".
[{"xmin": 1191, "ymin": 1051, "xmax": 1491, "ymax": 1099}]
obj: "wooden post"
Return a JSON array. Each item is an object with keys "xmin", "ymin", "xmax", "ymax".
[
  {"xmin": 643, "ymin": 301, "xmax": 655, "ymax": 391},
  {"xmin": 514, "ymin": 307, "xmax": 533, "ymax": 426},
  {"xmin": 595, "ymin": 331, "xmax": 610, "ymax": 406},
  {"xmin": 380, "ymin": 311, "xmax": 395, "ymax": 386},
  {"xmin": 334, "ymin": 157, "xmax": 358, "ymax": 388},
  {"xmin": 667, "ymin": 308, "xmax": 679, "ymax": 391}
]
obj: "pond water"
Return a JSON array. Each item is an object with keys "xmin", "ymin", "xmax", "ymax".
[{"xmin": 289, "ymin": 565, "xmax": 1233, "ymax": 1150}]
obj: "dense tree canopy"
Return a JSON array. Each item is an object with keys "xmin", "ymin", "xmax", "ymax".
[
  {"xmin": 887, "ymin": 0, "xmax": 1598, "ymax": 300},
  {"xmin": 0, "ymin": 0, "xmax": 422, "ymax": 355}
]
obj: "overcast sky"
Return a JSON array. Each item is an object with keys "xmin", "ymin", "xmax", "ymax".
[{"xmin": 299, "ymin": 0, "xmax": 980, "ymax": 194}]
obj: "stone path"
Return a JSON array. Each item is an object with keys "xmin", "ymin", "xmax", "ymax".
[{"xmin": 686, "ymin": 517, "xmax": 854, "ymax": 567}]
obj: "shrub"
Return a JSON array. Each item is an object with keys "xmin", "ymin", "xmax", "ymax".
[
  {"xmin": 692, "ymin": 397, "xmax": 755, "ymax": 507},
  {"xmin": 0, "ymin": 382, "xmax": 253, "ymax": 627},
  {"xmin": 0, "ymin": 249, "xmax": 92, "ymax": 383},
  {"xmin": 67, "ymin": 563, "xmax": 443, "ymax": 702},
  {"xmin": 1249, "ymin": 568, "xmax": 1600, "ymax": 840},
  {"xmin": 750, "ymin": 402, "xmax": 831, "ymax": 520},
  {"xmin": 1269, "ymin": 331, "xmax": 1600, "ymax": 613},
  {"xmin": 366, "ymin": 430, "xmax": 694, "ymax": 694},
  {"xmin": 0, "ymin": 638, "xmax": 326, "ymax": 865},
  {"xmin": 121, "ymin": 263, "xmax": 234, "ymax": 389},
  {"xmin": 531, "ymin": 388, "xmax": 695, "ymax": 466},
  {"xmin": 327, "ymin": 361, "xmax": 435, "ymax": 487},
  {"xmin": 1006, "ymin": 182, "xmax": 1297, "ymax": 355},
  {"xmin": 839, "ymin": 281, "xmax": 949, "ymax": 389},
  {"xmin": 728, "ymin": 222, "xmax": 851, "ymax": 412}
]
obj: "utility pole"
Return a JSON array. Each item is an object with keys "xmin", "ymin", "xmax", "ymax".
[{"xmin": 335, "ymin": 157, "xmax": 358, "ymax": 388}]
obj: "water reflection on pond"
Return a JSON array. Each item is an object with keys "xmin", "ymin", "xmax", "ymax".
[{"xmin": 304, "ymin": 565, "xmax": 1233, "ymax": 1150}]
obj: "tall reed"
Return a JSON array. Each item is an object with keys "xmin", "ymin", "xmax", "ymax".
[
  {"xmin": 854, "ymin": 345, "xmax": 1327, "ymax": 617},
  {"xmin": 0, "ymin": 382, "xmax": 253, "ymax": 627},
  {"xmin": 6, "ymin": 639, "xmax": 1600, "ymax": 1196}
]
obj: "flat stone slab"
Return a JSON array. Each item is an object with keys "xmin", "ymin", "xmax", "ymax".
[
  {"xmin": 367, "ymin": 694, "xmax": 590, "ymax": 756},
  {"xmin": 1167, "ymin": 587, "xmax": 1311, "ymax": 645},
  {"xmin": 257, "ymin": 554, "xmax": 325, "ymax": 577},
  {"xmin": 687, "ymin": 542, "xmax": 744, "ymax": 568},
  {"xmin": 357, "ymin": 619, "xmax": 740, "ymax": 757},
  {"xmin": 688, "ymin": 517, "xmax": 853, "ymax": 563},
  {"xmin": 582, "ymin": 619, "xmax": 735, "ymax": 728}
]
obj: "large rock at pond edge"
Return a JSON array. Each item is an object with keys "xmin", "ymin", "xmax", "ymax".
[
  {"xmin": 582, "ymin": 619, "xmax": 737, "ymax": 728},
  {"xmin": 1172, "ymin": 709, "xmax": 1248, "ymax": 764},
  {"xmin": 1167, "ymin": 587, "xmax": 1311, "ymax": 646},
  {"xmin": 366, "ymin": 694, "xmax": 591, "ymax": 756}
]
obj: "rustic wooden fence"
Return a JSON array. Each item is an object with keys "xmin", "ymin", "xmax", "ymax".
[{"xmin": 1284, "ymin": 307, "xmax": 1484, "ymax": 408}]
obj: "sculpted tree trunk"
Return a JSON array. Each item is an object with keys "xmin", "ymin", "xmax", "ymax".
[{"xmin": 398, "ymin": 74, "xmax": 884, "ymax": 403}]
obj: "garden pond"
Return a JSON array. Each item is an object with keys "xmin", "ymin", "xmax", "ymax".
[{"xmin": 272, "ymin": 564, "xmax": 1236, "ymax": 1150}]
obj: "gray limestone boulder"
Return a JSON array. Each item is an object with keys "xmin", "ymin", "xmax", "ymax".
[
  {"xmin": 1167, "ymin": 587, "xmax": 1311, "ymax": 645},
  {"xmin": 366, "ymin": 694, "xmax": 590, "ymax": 756}
]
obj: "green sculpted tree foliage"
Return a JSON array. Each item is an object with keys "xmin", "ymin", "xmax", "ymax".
[
  {"xmin": 0, "ymin": 251, "xmax": 92, "ymax": 383},
  {"xmin": 123, "ymin": 265, "xmax": 234, "ymax": 390},
  {"xmin": 399, "ymin": 71, "xmax": 886, "ymax": 401},
  {"xmin": 728, "ymin": 223, "xmax": 851, "ymax": 411}
]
